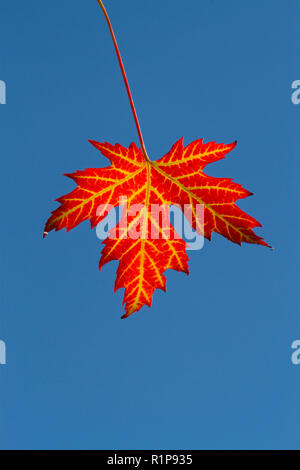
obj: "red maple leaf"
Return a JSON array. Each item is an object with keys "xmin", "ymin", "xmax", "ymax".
[
  {"xmin": 44, "ymin": 138, "xmax": 268, "ymax": 317},
  {"xmin": 44, "ymin": 1, "xmax": 269, "ymax": 318}
]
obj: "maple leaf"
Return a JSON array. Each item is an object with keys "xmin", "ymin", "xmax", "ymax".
[
  {"xmin": 44, "ymin": 138, "xmax": 269, "ymax": 318},
  {"xmin": 44, "ymin": 1, "xmax": 270, "ymax": 318}
]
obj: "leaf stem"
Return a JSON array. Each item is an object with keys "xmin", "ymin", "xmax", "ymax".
[{"xmin": 96, "ymin": 0, "xmax": 150, "ymax": 162}]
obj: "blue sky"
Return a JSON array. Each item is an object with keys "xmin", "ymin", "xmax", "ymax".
[{"xmin": 0, "ymin": 0, "xmax": 299, "ymax": 450}]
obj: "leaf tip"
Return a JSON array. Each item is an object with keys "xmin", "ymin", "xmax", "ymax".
[
  {"xmin": 121, "ymin": 311, "xmax": 131, "ymax": 319},
  {"xmin": 88, "ymin": 139, "xmax": 102, "ymax": 151}
]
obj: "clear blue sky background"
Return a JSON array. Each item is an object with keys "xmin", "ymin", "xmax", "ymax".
[{"xmin": 0, "ymin": 0, "xmax": 299, "ymax": 450}]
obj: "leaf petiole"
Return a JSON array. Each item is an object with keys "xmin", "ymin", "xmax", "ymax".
[{"xmin": 96, "ymin": 0, "xmax": 150, "ymax": 162}]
